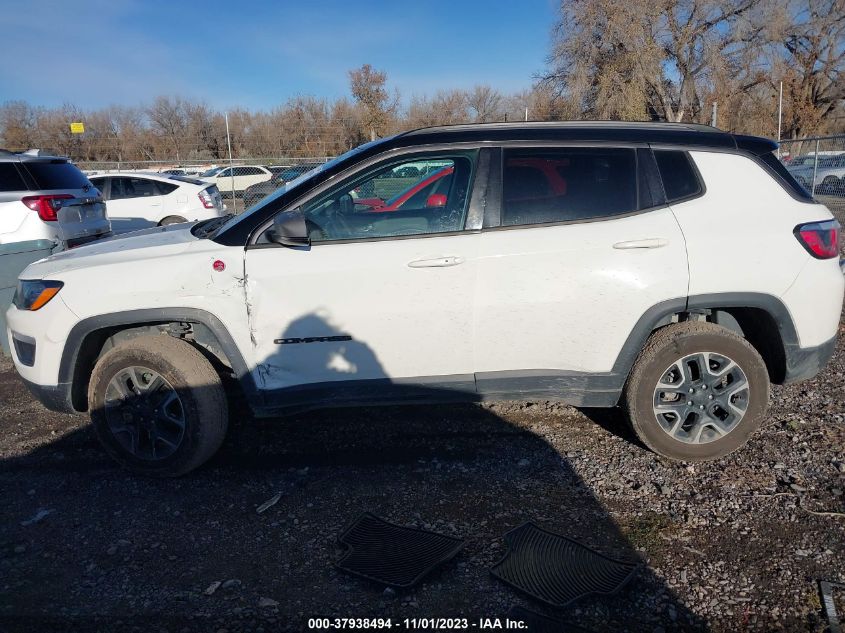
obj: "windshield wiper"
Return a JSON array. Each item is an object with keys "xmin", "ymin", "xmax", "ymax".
[{"xmin": 193, "ymin": 214, "xmax": 234, "ymax": 238}]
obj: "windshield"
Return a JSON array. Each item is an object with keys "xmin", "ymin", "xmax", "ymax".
[
  {"xmin": 200, "ymin": 167, "xmax": 222, "ymax": 177},
  {"xmin": 210, "ymin": 137, "xmax": 394, "ymax": 238}
]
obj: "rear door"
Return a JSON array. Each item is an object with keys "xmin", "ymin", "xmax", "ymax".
[
  {"xmin": 105, "ymin": 176, "xmax": 165, "ymax": 232},
  {"xmin": 237, "ymin": 166, "xmax": 270, "ymax": 190},
  {"xmin": 473, "ymin": 146, "xmax": 689, "ymax": 404}
]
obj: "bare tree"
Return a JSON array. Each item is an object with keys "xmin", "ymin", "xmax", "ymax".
[
  {"xmin": 348, "ymin": 64, "xmax": 398, "ymax": 140},
  {"xmin": 147, "ymin": 96, "xmax": 189, "ymax": 161},
  {"xmin": 408, "ymin": 90, "xmax": 470, "ymax": 128},
  {"xmin": 770, "ymin": 0, "xmax": 845, "ymax": 137},
  {"xmin": 542, "ymin": 0, "xmax": 764, "ymax": 122},
  {"xmin": 467, "ymin": 85, "xmax": 502, "ymax": 122},
  {"xmin": 0, "ymin": 101, "xmax": 40, "ymax": 150}
]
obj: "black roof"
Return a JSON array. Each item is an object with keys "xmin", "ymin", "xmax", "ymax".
[{"xmin": 390, "ymin": 121, "xmax": 776, "ymax": 155}]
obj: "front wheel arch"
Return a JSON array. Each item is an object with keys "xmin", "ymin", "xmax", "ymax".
[{"xmin": 62, "ymin": 309, "xmax": 257, "ymax": 412}]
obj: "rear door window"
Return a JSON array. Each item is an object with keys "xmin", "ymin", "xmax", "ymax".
[
  {"xmin": 501, "ymin": 148, "xmax": 637, "ymax": 226},
  {"xmin": 89, "ymin": 177, "xmax": 109, "ymax": 198},
  {"xmin": 110, "ymin": 177, "xmax": 161, "ymax": 200},
  {"xmin": 653, "ymin": 150, "xmax": 703, "ymax": 202},
  {"xmin": 19, "ymin": 160, "xmax": 91, "ymax": 190},
  {"xmin": 0, "ymin": 163, "xmax": 27, "ymax": 191}
]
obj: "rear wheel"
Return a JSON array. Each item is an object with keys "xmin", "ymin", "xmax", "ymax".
[
  {"xmin": 624, "ymin": 322, "xmax": 769, "ymax": 461},
  {"xmin": 88, "ymin": 335, "xmax": 228, "ymax": 477},
  {"xmin": 159, "ymin": 215, "xmax": 187, "ymax": 226}
]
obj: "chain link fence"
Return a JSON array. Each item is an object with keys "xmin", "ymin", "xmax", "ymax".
[
  {"xmin": 74, "ymin": 157, "xmax": 335, "ymax": 213},
  {"xmin": 76, "ymin": 156, "xmax": 332, "ymax": 176},
  {"xmin": 777, "ymin": 135, "xmax": 845, "ymax": 221}
]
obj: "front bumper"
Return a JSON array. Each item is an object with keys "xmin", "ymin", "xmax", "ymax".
[
  {"xmin": 783, "ymin": 335, "xmax": 838, "ymax": 383},
  {"xmin": 19, "ymin": 377, "xmax": 76, "ymax": 414}
]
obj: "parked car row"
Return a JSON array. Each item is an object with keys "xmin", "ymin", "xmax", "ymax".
[
  {"xmin": 785, "ymin": 152, "xmax": 845, "ymax": 196},
  {"xmin": 1, "ymin": 150, "xmax": 229, "ymax": 248},
  {"xmin": 242, "ymin": 163, "xmax": 323, "ymax": 207}
]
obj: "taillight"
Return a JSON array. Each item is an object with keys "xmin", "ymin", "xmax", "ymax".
[
  {"xmin": 21, "ymin": 194, "xmax": 73, "ymax": 222},
  {"xmin": 794, "ymin": 220, "xmax": 840, "ymax": 259},
  {"xmin": 198, "ymin": 189, "xmax": 215, "ymax": 209}
]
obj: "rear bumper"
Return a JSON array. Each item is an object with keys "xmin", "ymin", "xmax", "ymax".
[{"xmin": 783, "ymin": 335, "xmax": 837, "ymax": 383}]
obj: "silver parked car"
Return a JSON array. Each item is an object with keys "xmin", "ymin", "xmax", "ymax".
[
  {"xmin": 0, "ymin": 150, "xmax": 112, "ymax": 247},
  {"xmin": 787, "ymin": 153, "xmax": 845, "ymax": 195}
]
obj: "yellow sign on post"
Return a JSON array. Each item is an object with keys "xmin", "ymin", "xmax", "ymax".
[{"xmin": 69, "ymin": 122, "xmax": 85, "ymax": 134}]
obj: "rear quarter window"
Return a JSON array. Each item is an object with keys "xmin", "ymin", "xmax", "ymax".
[
  {"xmin": 758, "ymin": 152, "xmax": 814, "ymax": 201},
  {"xmin": 155, "ymin": 181, "xmax": 179, "ymax": 195},
  {"xmin": 0, "ymin": 163, "xmax": 27, "ymax": 192},
  {"xmin": 20, "ymin": 160, "xmax": 91, "ymax": 190},
  {"xmin": 654, "ymin": 150, "xmax": 702, "ymax": 202}
]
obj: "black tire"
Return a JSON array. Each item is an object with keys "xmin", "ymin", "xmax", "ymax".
[
  {"xmin": 159, "ymin": 215, "xmax": 187, "ymax": 226},
  {"xmin": 88, "ymin": 335, "xmax": 228, "ymax": 477},
  {"xmin": 624, "ymin": 322, "xmax": 770, "ymax": 461}
]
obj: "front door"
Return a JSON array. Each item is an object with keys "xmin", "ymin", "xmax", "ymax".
[
  {"xmin": 106, "ymin": 176, "xmax": 164, "ymax": 233},
  {"xmin": 243, "ymin": 150, "xmax": 484, "ymax": 410}
]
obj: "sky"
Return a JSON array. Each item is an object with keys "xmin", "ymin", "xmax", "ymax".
[{"xmin": 0, "ymin": 0, "xmax": 557, "ymax": 111}]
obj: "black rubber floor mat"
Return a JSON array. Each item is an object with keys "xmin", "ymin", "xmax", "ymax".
[
  {"xmin": 335, "ymin": 513, "xmax": 465, "ymax": 588},
  {"xmin": 491, "ymin": 522, "xmax": 640, "ymax": 608},
  {"xmin": 507, "ymin": 606, "xmax": 595, "ymax": 632}
]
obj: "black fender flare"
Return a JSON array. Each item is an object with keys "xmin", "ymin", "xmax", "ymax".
[
  {"xmin": 59, "ymin": 307, "xmax": 258, "ymax": 411},
  {"xmin": 611, "ymin": 293, "xmax": 801, "ymax": 383}
]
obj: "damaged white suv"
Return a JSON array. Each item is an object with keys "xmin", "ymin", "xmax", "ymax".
[{"xmin": 7, "ymin": 122, "xmax": 844, "ymax": 476}]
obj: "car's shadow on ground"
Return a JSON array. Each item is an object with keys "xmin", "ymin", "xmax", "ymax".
[
  {"xmin": 1, "ymin": 389, "xmax": 706, "ymax": 632},
  {"xmin": 577, "ymin": 407, "xmax": 646, "ymax": 448}
]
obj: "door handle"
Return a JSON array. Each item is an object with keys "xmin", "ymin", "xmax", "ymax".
[
  {"xmin": 408, "ymin": 256, "xmax": 465, "ymax": 268},
  {"xmin": 613, "ymin": 238, "xmax": 669, "ymax": 249}
]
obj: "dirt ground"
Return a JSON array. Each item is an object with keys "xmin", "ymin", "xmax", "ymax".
[{"xmin": 1, "ymin": 316, "xmax": 845, "ymax": 632}]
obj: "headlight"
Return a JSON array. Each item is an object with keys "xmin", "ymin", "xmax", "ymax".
[{"xmin": 13, "ymin": 280, "xmax": 63, "ymax": 311}]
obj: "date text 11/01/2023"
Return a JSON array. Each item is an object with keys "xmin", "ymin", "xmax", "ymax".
[{"xmin": 307, "ymin": 617, "xmax": 529, "ymax": 630}]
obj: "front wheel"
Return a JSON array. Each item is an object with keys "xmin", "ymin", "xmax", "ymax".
[
  {"xmin": 624, "ymin": 322, "xmax": 770, "ymax": 461},
  {"xmin": 88, "ymin": 335, "xmax": 228, "ymax": 477}
]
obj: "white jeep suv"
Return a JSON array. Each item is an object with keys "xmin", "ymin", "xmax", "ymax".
[{"xmin": 6, "ymin": 123, "xmax": 843, "ymax": 476}]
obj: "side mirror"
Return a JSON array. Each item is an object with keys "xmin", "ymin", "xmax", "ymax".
[
  {"xmin": 426, "ymin": 194, "xmax": 448, "ymax": 208},
  {"xmin": 268, "ymin": 209, "xmax": 310, "ymax": 247}
]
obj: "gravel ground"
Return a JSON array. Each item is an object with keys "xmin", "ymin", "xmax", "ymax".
[{"xmin": 2, "ymin": 316, "xmax": 845, "ymax": 633}]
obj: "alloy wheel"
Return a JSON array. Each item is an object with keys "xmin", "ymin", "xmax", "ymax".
[
  {"xmin": 103, "ymin": 366, "xmax": 186, "ymax": 460},
  {"xmin": 652, "ymin": 352, "xmax": 750, "ymax": 444}
]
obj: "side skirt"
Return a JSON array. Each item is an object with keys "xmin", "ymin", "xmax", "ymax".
[{"xmin": 255, "ymin": 371, "xmax": 623, "ymax": 417}]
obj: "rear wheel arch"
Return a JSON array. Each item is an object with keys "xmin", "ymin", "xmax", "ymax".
[
  {"xmin": 615, "ymin": 293, "xmax": 796, "ymax": 388},
  {"xmin": 61, "ymin": 308, "xmax": 256, "ymax": 412}
]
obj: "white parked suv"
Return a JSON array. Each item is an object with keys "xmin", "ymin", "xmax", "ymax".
[
  {"xmin": 199, "ymin": 165, "xmax": 272, "ymax": 196},
  {"xmin": 6, "ymin": 122, "xmax": 844, "ymax": 476},
  {"xmin": 0, "ymin": 150, "xmax": 111, "ymax": 247},
  {"xmin": 88, "ymin": 172, "xmax": 225, "ymax": 233}
]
